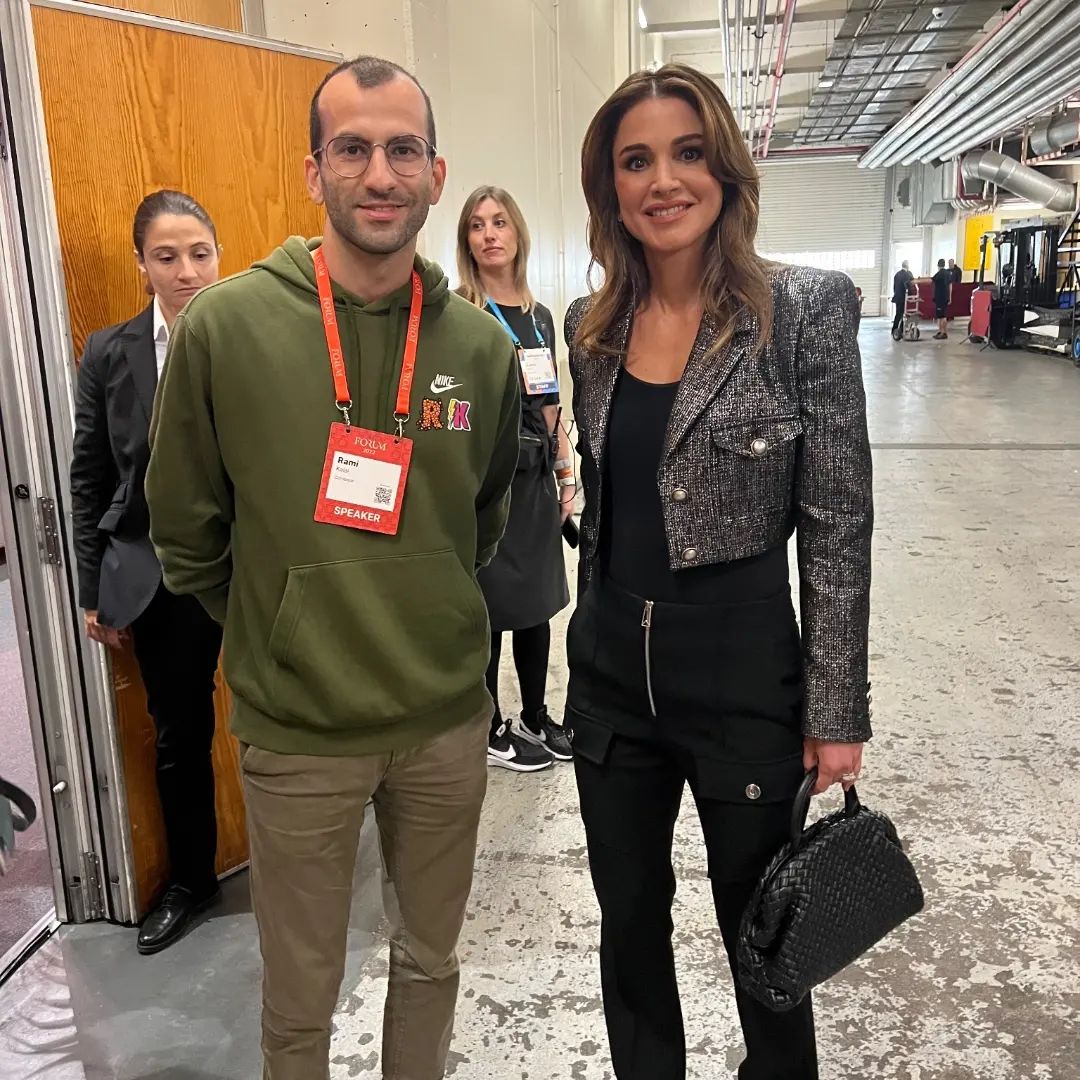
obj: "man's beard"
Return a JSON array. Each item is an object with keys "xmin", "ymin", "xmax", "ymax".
[{"xmin": 323, "ymin": 181, "xmax": 432, "ymax": 256}]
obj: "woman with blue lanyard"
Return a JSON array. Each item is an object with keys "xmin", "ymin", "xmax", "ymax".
[{"xmin": 456, "ymin": 185, "xmax": 574, "ymax": 773}]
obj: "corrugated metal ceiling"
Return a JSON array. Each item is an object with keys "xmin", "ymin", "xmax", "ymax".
[
  {"xmin": 648, "ymin": 0, "xmax": 1013, "ymax": 154},
  {"xmin": 795, "ymin": 0, "xmax": 1006, "ymax": 146}
]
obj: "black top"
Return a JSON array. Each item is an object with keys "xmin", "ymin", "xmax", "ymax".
[
  {"xmin": 598, "ymin": 369, "xmax": 788, "ymax": 604},
  {"xmin": 950, "ymin": 265, "xmax": 963, "ymax": 284},
  {"xmin": 476, "ymin": 300, "xmax": 569, "ymax": 630},
  {"xmin": 485, "ymin": 301, "xmax": 560, "ymax": 442},
  {"xmin": 932, "ymin": 268, "xmax": 952, "ymax": 305},
  {"xmin": 892, "ymin": 268, "xmax": 914, "ymax": 303}
]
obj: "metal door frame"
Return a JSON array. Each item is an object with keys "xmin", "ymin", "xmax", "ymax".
[
  {"xmin": 1, "ymin": 0, "xmax": 342, "ymax": 934},
  {"xmin": 0, "ymin": 0, "xmax": 121, "ymax": 937}
]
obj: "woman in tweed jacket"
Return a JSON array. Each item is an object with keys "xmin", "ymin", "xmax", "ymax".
[{"xmin": 563, "ymin": 64, "xmax": 872, "ymax": 1080}]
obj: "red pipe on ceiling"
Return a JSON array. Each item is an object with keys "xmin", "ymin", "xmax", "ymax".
[
  {"xmin": 765, "ymin": 145, "xmax": 871, "ymax": 158},
  {"xmin": 861, "ymin": 0, "xmax": 1040, "ymax": 167},
  {"xmin": 759, "ymin": 0, "xmax": 799, "ymax": 159}
]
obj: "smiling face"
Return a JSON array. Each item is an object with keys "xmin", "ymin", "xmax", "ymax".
[
  {"xmin": 305, "ymin": 71, "xmax": 446, "ymax": 257},
  {"xmin": 136, "ymin": 213, "xmax": 220, "ymax": 316},
  {"xmin": 612, "ymin": 95, "xmax": 725, "ymax": 260},
  {"xmin": 467, "ymin": 198, "xmax": 518, "ymax": 275}
]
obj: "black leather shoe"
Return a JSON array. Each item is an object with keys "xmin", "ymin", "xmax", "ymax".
[{"xmin": 137, "ymin": 883, "xmax": 220, "ymax": 955}]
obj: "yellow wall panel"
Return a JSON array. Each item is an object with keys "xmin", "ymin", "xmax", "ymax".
[{"xmin": 964, "ymin": 212, "xmax": 997, "ymax": 278}]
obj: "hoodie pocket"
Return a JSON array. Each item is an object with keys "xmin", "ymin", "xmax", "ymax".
[{"xmin": 267, "ymin": 549, "xmax": 489, "ymax": 728}]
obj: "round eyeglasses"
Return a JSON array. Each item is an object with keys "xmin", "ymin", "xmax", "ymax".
[{"xmin": 314, "ymin": 135, "xmax": 436, "ymax": 179}]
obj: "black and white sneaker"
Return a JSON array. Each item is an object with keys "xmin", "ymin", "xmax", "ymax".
[
  {"xmin": 518, "ymin": 708, "xmax": 573, "ymax": 762},
  {"xmin": 488, "ymin": 720, "xmax": 554, "ymax": 772}
]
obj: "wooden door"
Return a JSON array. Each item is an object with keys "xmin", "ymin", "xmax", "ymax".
[
  {"xmin": 31, "ymin": 2, "xmax": 333, "ymax": 917},
  {"xmin": 70, "ymin": 0, "xmax": 243, "ymax": 31}
]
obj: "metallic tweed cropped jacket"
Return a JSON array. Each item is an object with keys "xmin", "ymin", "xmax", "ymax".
[{"xmin": 564, "ymin": 264, "xmax": 874, "ymax": 743}]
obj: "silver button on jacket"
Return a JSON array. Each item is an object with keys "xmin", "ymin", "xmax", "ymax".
[{"xmin": 564, "ymin": 264, "xmax": 874, "ymax": 744}]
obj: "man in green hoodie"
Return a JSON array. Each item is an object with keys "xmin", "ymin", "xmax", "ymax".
[{"xmin": 146, "ymin": 56, "xmax": 521, "ymax": 1080}]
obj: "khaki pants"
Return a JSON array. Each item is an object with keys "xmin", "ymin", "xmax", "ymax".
[{"xmin": 241, "ymin": 708, "xmax": 490, "ymax": 1080}]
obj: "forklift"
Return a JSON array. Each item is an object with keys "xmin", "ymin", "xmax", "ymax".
[{"xmin": 971, "ymin": 213, "xmax": 1080, "ymax": 362}]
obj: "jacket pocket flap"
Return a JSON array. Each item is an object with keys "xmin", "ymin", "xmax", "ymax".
[
  {"xmin": 692, "ymin": 753, "xmax": 805, "ymax": 804},
  {"xmin": 711, "ymin": 417, "xmax": 804, "ymax": 458},
  {"xmin": 564, "ymin": 709, "xmax": 614, "ymax": 765}
]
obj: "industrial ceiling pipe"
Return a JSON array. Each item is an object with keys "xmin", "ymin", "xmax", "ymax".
[
  {"xmin": 897, "ymin": 0, "xmax": 1080, "ymax": 165},
  {"xmin": 929, "ymin": 51, "xmax": 1080, "ymax": 163},
  {"xmin": 766, "ymin": 145, "xmax": 870, "ymax": 159},
  {"xmin": 933, "ymin": 62, "xmax": 1080, "ymax": 164},
  {"xmin": 960, "ymin": 149, "xmax": 1076, "ymax": 212},
  {"xmin": 747, "ymin": 0, "xmax": 769, "ymax": 147},
  {"xmin": 1030, "ymin": 110, "xmax": 1080, "ymax": 156},
  {"xmin": 904, "ymin": 14, "xmax": 1080, "ymax": 163},
  {"xmin": 753, "ymin": 0, "xmax": 784, "ymax": 156},
  {"xmin": 862, "ymin": 0, "xmax": 1059, "ymax": 168},
  {"xmin": 719, "ymin": 0, "xmax": 734, "ymax": 101},
  {"xmin": 861, "ymin": 0, "xmax": 1065, "ymax": 168},
  {"xmin": 735, "ymin": 0, "xmax": 745, "ymax": 131},
  {"xmin": 759, "ymin": 0, "xmax": 798, "ymax": 159}
]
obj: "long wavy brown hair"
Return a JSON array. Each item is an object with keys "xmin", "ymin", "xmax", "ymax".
[
  {"xmin": 575, "ymin": 63, "xmax": 772, "ymax": 356},
  {"xmin": 455, "ymin": 186, "xmax": 536, "ymax": 312}
]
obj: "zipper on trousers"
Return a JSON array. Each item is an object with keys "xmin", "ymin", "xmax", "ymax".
[{"xmin": 641, "ymin": 599, "xmax": 657, "ymax": 717}]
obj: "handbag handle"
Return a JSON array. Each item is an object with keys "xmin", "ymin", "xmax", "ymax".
[
  {"xmin": 0, "ymin": 779, "xmax": 37, "ymax": 832},
  {"xmin": 790, "ymin": 768, "xmax": 861, "ymax": 851}
]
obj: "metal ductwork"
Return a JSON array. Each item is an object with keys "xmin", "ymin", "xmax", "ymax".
[
  {"xmin": 920, "ymin": 38, "xmax": 1080, "ymax": 163},
  {"xmin": 899, "ymin": 0, "xmax": 1080, "ymax": 165},
  {"xmin": 746, "ymin": 0, "xmax": 768, "ymax": 147},
  {"xmin": 1031, "ymin": 111, "xmax": 1080, "ymax": 157},
  {"xmin": 960, "ymin": 150, "xmax": 1076, "ymax": 213},
  {"xmin": 794, "ymin": 0, "xmax": 1003, "ymax": 149},
  {"xmin": 861, "ymin": 0, "xmax": 1080, "ymax": 168}
]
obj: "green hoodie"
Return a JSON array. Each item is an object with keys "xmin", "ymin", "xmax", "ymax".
[{"xmin": 146, "ymin": 237, "xmax": 520, "ymax": 756}]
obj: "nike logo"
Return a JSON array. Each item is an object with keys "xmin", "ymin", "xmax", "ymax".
[{"xmin": 430, "ymin": 375, "xmax": 463, "ymax": 394}]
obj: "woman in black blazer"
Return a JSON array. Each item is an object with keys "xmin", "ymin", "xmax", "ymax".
[
  {"xmin": 70, "ymin": 190, "xmax": 224, "ymax": 955},
  {"xmin": 564, "ymin": 66, "xmax": 873, "ymax": 1079}
]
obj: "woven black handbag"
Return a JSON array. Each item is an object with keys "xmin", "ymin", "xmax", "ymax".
[{"xmin": 737, "ymin": 767, "xmax": 924, "ymax": 1012}]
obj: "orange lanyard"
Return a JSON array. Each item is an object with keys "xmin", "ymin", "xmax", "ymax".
[{"xmin": 312, "ymin": 246, "xmax": 423, "ymax": 438}]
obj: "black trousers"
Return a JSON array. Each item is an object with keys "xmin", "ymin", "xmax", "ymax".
[
  {"xmin": 892, "ymin": 298, "xmax": 905, "ymax": 334},
  {"xmin": 566, "ymin": 578, "xmax": 817, "ymax": 1080},
  {"xmin": 130, "ymin": 583, "xmax": 223, "ymax": 897},
  {"xmin": 486, "ymin": 622, "xmax": 551, "ymax": 732}
]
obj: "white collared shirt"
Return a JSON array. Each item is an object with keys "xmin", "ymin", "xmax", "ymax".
[{"xmin": 153, "ymin": 296, "xmax": 169, "ymax": 379}]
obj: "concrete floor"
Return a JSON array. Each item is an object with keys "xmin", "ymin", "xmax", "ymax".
[{"xmin": 1, "ymin": 319, "xmax": 1078, "ymax": 1078}]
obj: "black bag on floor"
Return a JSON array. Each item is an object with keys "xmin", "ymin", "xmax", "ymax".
[
  {"xmin": 0, "ymin": 776, "xmax": 37, "ymax": 876},
  {"xmin": 737, "ymin": 767, "xmax": 924, "ymax": 1011}
]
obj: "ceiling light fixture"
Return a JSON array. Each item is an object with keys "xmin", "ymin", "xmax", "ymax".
[{"xmin": 638, "ymin": 5, "xmax": 648, "ymax": 31}]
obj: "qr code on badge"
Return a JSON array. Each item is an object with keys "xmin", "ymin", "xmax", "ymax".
[{"xmin": 373, "ymin": 484, "xmax": 394, "ymax": 507}]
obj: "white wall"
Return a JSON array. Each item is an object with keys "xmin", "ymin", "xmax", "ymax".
[
  {"xmin": 930, "ymin": 210, "xmax": 962, "ymax": 270},
  {"xmin": 262, "ymin": 0, "xmax": 410, "ymax": 61},
  {"xmin": 260, "ymin": 0, "xmax": 629, "ymax": 335}
]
